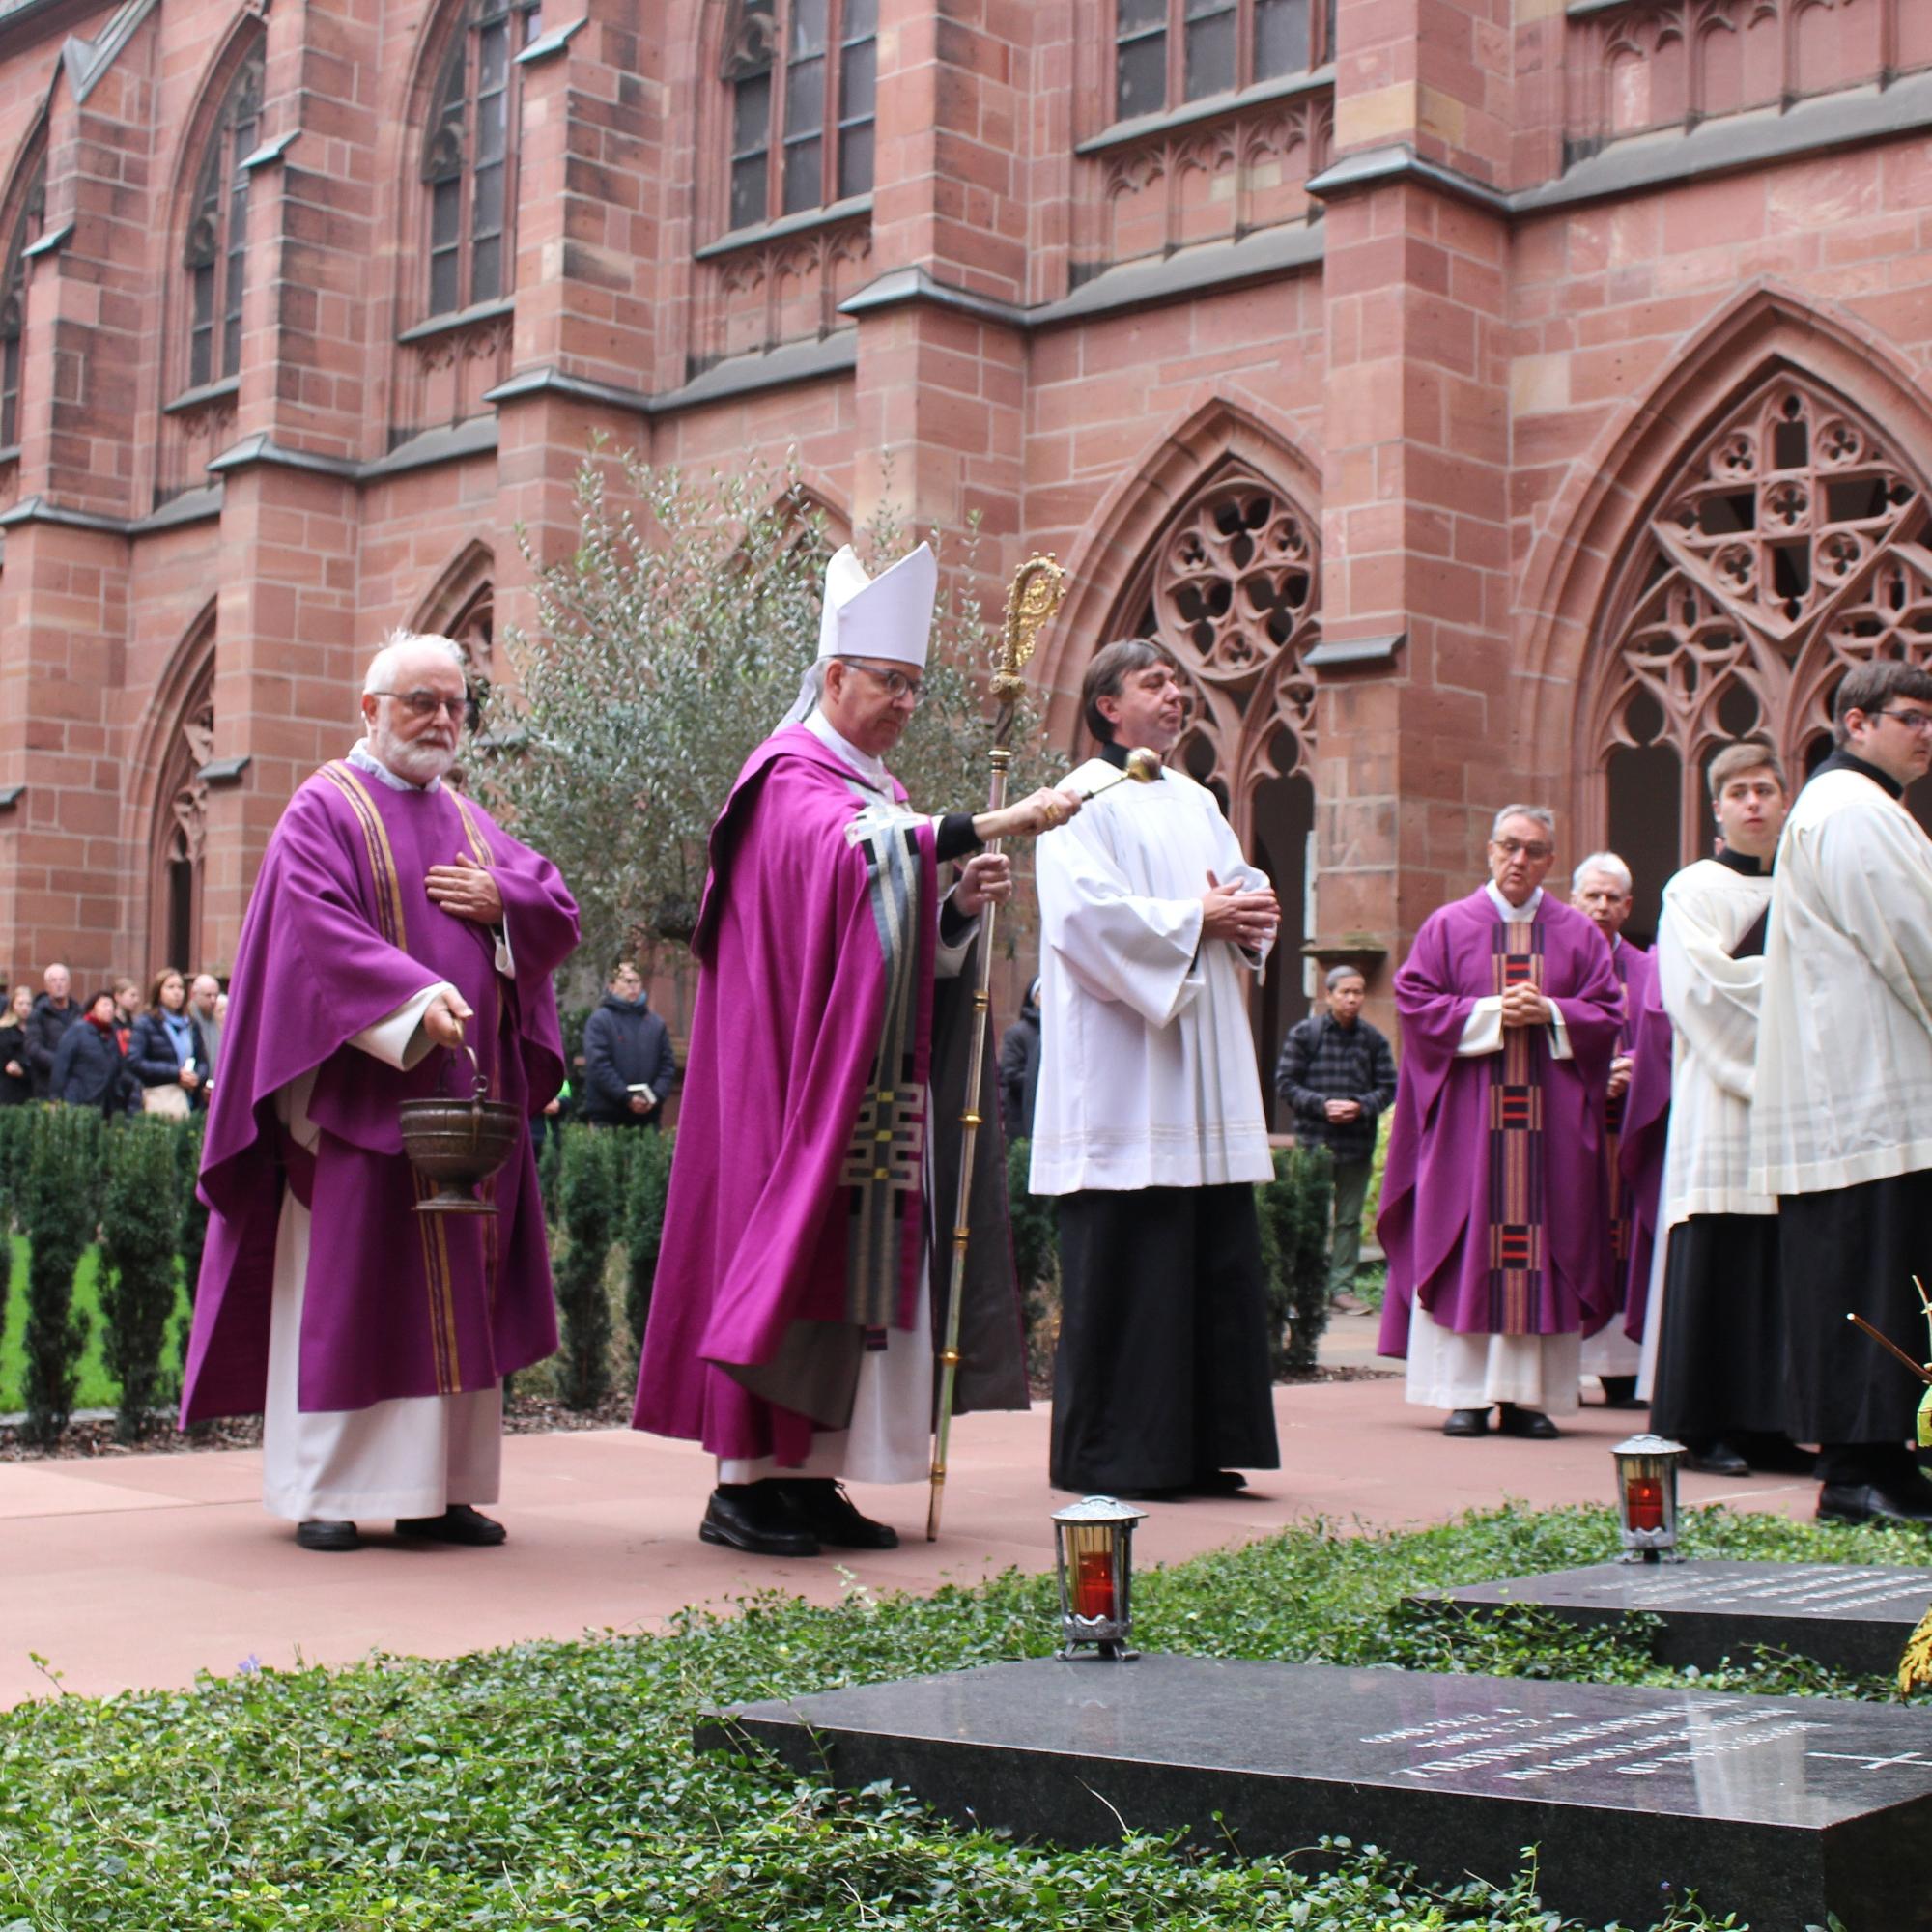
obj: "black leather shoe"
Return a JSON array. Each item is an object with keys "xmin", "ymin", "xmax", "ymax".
[
  {"xmin": 1442, "ymin": 1407, "xmax": 1490, "ymax": 1437},
  {"xmin": 777, "ymin": 1478, "xmax": 898, "ymax": 1549},
  {"xmin": 1817, "ymin": 1482, "xmax": 1932, "ymax": 1526},
  {"xmin": 1685, "ymin": 1439, "xmax": 1751, "ymax": 1478},
  {"xmin": 395, "ymin": 1503, "xmax": 507, "ymax": 1546},
  {"xmin": 1182, "ymin": 1469, "xmax": 1250, "ymax": 1496},
  {"xmin": 700, "ymin": 1484, "xmax": 820, "ymax": 1557},
  {"xmin": 296, "ymin": 1519, "xmax": 360, "ymax": 1552},
  {"xmin": 1496, "ymin": 1404, "xmax": 1560, "ymax": 1439},
  {"xmin": 1598, "ymin": 1377, "xmax": 1645, "ymax": 1409}
]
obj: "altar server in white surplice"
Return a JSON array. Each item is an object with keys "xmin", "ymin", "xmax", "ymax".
[
  {"xmin": 1751, "ymin": 659, "xmax": 1932, "ymax": 1528},
  {"xmin": 1643, "ymin": 741, "xmax": 1795, "ymax": 1481},
  {"xmin": 1030, "ymin": 638, "xmax": 1282, "ymax": 1499}
]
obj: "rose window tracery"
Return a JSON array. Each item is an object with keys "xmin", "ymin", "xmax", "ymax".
[
  {"xmin": 1122, "ymin": 467, "xmax": 1321, "ymax": 839},
  {"xmin": 1592, "ymin": 374, "xmax": 1932, "ymax": 861}
]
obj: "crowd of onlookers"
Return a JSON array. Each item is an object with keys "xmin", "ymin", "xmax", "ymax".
[{"xmin": 0, "ymin": 962, "xmax": 225, "ymax": 1116}]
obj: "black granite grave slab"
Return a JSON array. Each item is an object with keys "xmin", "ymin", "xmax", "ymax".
[
  {"xmin": 1417, "ymin": 1559, "xmax": 1932, "ymax": 1679},
  {"xmin": 703, "ymin": 1655, "xmax": 1932, "ymax": 1931}
]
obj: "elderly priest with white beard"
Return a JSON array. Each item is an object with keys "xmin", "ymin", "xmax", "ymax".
[
  {"xmin": 181, "ymin": 633, "xmax": 580, "ymax": 1551},
  {"xmin": 1030, "ymin": 637, "xmax": 1283, "ymax": 1500}
]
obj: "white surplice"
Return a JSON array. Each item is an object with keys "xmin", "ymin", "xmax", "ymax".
[
  {"xmin": 1751, "ymin": 765, "xmax": 1932, "ymax": 1197},
  {"xmin": 1028, "ymin": 757, "xmax": 1272, "ymax": 1195},
  {"xmin": 1633, "ymin": 855, "xmax": 1776, "ymax": 1395},
  {"xmin": 1406, "ymin": 882, "xmax": 1582, "ymax": 1415},
  {"xmin": 714, "ymin": 708, "xmax": 972, "ymax": 1487}
]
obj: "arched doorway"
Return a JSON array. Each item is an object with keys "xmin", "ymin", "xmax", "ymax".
[
  {"xmin": 1106, "ymin": 460, "xmax": 1321, "ymax": 1124},
  {"xmin": 147, "ymin": 642, "xmax": 216, "ymax": 977},
  {"xmin": 1586, "ymin": 371, "xmax": 1932, "ymax": 940}
]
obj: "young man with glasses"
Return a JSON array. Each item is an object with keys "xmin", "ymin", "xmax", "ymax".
[
  {"xmin": 1751, "ymin": 659, "xmax": 1932, "ymax": 1525},
  {"xmin": 1378, "ymin": 805, "xmax": 1625, "ymax": 1438}
]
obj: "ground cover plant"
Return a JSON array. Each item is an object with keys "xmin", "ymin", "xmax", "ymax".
[{"xmin": 1, "ymin": 1502, "xmax": 1909, "ymax": 1930}]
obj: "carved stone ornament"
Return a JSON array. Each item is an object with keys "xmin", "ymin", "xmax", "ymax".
[
  {"xmin": 1592, "ymin": 373, "xmax": 1932, "ymax": 782},
  {"xmin": 1129, "ymin": 466, "xmax": 1322, "ymax": 810}
]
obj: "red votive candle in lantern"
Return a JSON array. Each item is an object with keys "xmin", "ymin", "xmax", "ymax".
[
  {"xmin": 1626, "ymin": 1474, "xmax": 1664, "ymax": 1532},
  {"xmin": 1075, "ymin": 1549, "xmax": 1116, "ymax": 1620}
]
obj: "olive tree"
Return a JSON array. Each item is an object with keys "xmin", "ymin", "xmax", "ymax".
[{"xmin": 482, "ymin": 444, "xmax": 1045, "ymax": 979}]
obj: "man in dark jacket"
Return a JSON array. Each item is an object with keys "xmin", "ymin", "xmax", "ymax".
[
  {"xmin": 581, "ymin": 961, "xmax": 678, "ymax": 1127},
  {"xmin": 25, "ymin": 963, "xmax": 78, "ymax": 1098},
  {"xmin": 50, "ymin": 989, "xmax": 136, "ymax": 1115},
  {"xmin": 1275, "ymin": 966, "xmax": 1398, "ymax": 1305},
  {"xmin": 997, "ymin": 977, "xmax": 1041, "ymax": 1142}
]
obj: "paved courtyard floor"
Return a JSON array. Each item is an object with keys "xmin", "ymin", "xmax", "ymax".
[{"xmin": 0, "ymin": 1313, "xmax": 1820, "ymax": 1707}]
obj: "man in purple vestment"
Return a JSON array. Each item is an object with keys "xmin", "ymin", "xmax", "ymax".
[
  {"xmin": 633, "ymin": 542, "xmax": 1082, "ymax": 1557},
  {"xmin": 180, "ymin": 634, "xmax": 579, "ymax": 1552},
  {"xmin": 1570, "ymin": 851, "xmax": 1657, "ymax": 1408},
  {"xmin": 1377, "ymin": 805, "xmax": 1624, "ymax": 1438}
]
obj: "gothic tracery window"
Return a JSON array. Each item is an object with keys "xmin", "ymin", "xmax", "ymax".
[
  {"xmin": 1114, "ymin": 0, "xmax": 1330, "ymax": 121},
  {"xmin": 184, "ymin": 50, "xmax": 264, "ymax": 392},
  {"xmin": 722, "ymin": 0, "xmax": 877, "ymax": 232},
  {"xmin": 1114, "ymin": 465, "xmax": 1321, "ymax": 1120},
  {"xmin": 422, "ymin": 0, "xmax": 541, "ymax": 320},
  {"xmin": 1592, "ymin": 374, "xmax": 1932, "ymax": 916}
]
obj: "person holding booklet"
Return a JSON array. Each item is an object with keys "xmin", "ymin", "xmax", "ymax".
[{"xmin": 581, "ymin": 960, "xmax": 678, "ymax": 1129}]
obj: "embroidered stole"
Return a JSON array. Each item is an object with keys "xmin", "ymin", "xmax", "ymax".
[
  {"xmin": 838, "ymin": 792, "xmax": 928, "ymax": 1337},
  {"xmin": 1604, "ymin": 947, "xmax": 1634, "ymax": 1269},
  {"xmin": 1486, "ymin": 920, "xmax": 1547, "ymax": 1333}
]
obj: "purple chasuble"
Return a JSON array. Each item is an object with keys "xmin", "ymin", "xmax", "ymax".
[
  {"xmin": 1616, "ymin": 961, "xmax": 1672, "ymax": 1343},
  {"xmin": 180, "ymin": 761, "xmax": 578, "ymax": 1421},
  {"xmin": 1599, "ymin": 941, "xmax": 1657, "ymax": 1318},
  {"xmin": 632, "ymin": 726, "xmax": 942, "ymax": 1466},
  {"xmin": 1377, "ymin": 890, "xmax": 1622, "ymax": 1355}
]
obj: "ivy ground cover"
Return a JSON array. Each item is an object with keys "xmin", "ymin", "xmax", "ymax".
[{"xmin": 3, "ymin": 1503, "xmax": 1918, "ymax": 1931}]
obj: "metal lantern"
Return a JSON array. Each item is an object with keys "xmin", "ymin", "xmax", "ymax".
[
  {"xmin": 1612, "ymin": 1433, "xmax": 1688, "ymax": 1564},
  {"xmin": 1051, "ymin": 1495, "xmax": 1147, "ymax": 1660}
]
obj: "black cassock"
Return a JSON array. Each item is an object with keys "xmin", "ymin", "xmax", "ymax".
[
  {"xmin": 1650, "ymin": 1216, "xmax": 1788, "ymax": 1443},
  {"xmin": 1050, "ymin": 1183, "xmax": 1279, "ymax": 1493},
  {"xmin": 1780, "ymin": 1174, "xmax": 1932, "ymax": 1450}
]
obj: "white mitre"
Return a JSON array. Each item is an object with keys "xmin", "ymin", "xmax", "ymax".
[{"xmin": 781, "ymin": 541, "xmax": 938, "ymax": 727}]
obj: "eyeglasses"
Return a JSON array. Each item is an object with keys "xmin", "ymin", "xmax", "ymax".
[
  {"xmin": 370, "ymin": 690, "xmax": 469, "ymax": 722},
  {"xmin": 1876, "ymin": 708, "xmax": 1932, "ymax": 734},
  {"xmin": 839, "ymin": 661, "xmax": 924, "ymax": 705},
  {"xmin": 1492, "ymin": 838, "xmax": 1554, "ymax": 860}
]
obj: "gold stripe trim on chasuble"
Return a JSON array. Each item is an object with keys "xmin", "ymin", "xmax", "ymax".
[
  {"xmin": 450, "ymin": 790, "xmax": 494, "ymax": 868},
  {"xmin": 315, "ymin": 763, "xmax": 410, "ymax": 951},
  {"xmin": 412, "ymin": 1167, "xmax": 462, "ymax": 1393}
]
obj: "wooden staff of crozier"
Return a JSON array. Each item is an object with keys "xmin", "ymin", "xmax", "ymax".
[{"xmin": 926, "ymin": 555, "xmax": 1066, "ymax": 1543}]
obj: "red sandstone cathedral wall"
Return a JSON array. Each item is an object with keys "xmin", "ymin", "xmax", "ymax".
[{"xmin": 0, "ymin": 0, "xmax": 1925, "ymax": 1095}]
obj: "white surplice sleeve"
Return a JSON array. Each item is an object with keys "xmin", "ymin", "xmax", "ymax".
[
  {"xmin": 1037, "ymin": 815, "xmax": 1206, "ymax": 1030},
  {"xmin": 1456, "ymin": 999, "xmax": 1572, "ymax": 1060},
  {"xmin": 1658, "ymin": 880, "xmax": 1762, "ymax": 1100},
  {"xmin": 278, "ymin": 981, "xmax": 459, "ymax": 1153},
  {"xmin": 1207, "ymin": 798, "xmax": 1275, "ymax": 980}
]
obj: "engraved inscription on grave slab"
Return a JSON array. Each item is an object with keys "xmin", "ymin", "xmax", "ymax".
[
  {"xmin": 707, "ymin": 1654, "xmax": 1932, "ymax": 1932},
  {"xmin": 1420, "ymin": 1560, "xmax": 1932, "ymax": 1678}
]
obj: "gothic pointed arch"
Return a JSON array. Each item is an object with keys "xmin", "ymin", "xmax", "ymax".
[
  {"xmin": 412, "ymin": 539, "xmax": 497, "ymax": 668},
  {"xmin": 144, "ymin": 607, "xmax": 218, "ymax": 977},
  {"xmin": 0, "ymin": 116, "xmax": 47, "ymax": 462},
  {"xmin": 170, "ymin": 19, "xmax": 268, "ymax": 398},
  {"xmin": 1584, "ymin": 367, "xmax": 1932, "ymax": 922}
]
